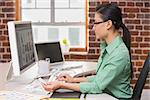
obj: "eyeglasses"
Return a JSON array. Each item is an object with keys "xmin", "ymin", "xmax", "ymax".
[{"xmin": 93, "ymin": 20, "xmax": 108, "ymax": 25}]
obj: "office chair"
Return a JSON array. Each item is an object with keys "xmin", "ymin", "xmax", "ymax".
[{"xmin": 132, "ymin": 52, "xmax": 150, "ymax": 100}]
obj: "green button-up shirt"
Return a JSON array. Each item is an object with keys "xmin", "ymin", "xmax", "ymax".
[{"xmin": 80, "ymin": 36, "xmax": 133, "ymax": 99}]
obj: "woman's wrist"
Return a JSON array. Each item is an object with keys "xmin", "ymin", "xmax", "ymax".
[
  {"xmin": 59, "ymin": 81, "xmax": 66, "ymax": 88},
  {"xmin": 59, "ymin": 81, "xmax": 80, "ymax": 92},
  {"xmin": 71, "ymin": 77, "xmax": 75, "ymax": 83}
]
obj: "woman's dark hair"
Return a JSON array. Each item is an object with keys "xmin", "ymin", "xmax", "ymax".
[{"xmin": 96, "ymin": 4, "xmax": 133, "ymax": 78}]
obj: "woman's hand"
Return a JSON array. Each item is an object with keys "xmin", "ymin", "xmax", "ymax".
[
  {"xmin": 42, "ymin": 81, "xmax": 63, "ymax": 92},
  {"xmin": 42, "ymin": 81, "xmax": 80, "ymax": 92},
  {"xmin": 56, "ymin": 74, "xmax": 74, "ymax": 83}
]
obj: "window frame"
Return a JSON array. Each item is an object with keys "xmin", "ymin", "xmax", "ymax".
[{"xmin": 16, "ymin": 0, "xmax": 89, "ymax": 52}]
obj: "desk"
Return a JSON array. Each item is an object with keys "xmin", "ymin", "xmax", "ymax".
[{"xmin": 0, "ymin": 61, "xmax": 99, "ymax": 100}]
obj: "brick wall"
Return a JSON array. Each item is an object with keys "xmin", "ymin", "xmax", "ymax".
[
  {"xmin": 0, "ymin": 0, "xmax": 15, "ymax": 62},
  {"xmin": 0, "ymin": 0, "xmax": 150, "ymax": 88}
]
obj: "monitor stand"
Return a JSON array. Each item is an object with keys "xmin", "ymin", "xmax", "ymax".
[
  {"xmin": 6, "ymin": 61, "xmax": 13, "ymax": 81},
  {"xmin": 6, "ymin": 62, "xmax": 37, "ymax": 85},
  {"xmin": 7, "ymin": 76, "xmax": 35, "ymax": 85}
]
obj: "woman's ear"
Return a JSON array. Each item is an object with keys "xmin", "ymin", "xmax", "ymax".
[{"xmin": 106, "ymin": 20, "xmax": 113, "ymax": 30}]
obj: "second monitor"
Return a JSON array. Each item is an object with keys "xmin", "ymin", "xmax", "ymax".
[{"xmin": 35, "ymin": 41, "xmax": 64, "ymax": 65}]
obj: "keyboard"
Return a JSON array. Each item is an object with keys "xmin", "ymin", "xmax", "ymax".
[
  {"xmin": 20, "ymin": 69, "xmax": 76, "ymax": 97},
  {"xmin": 60, "ymin": 65, "xmax": 83, "ymax": 70}
]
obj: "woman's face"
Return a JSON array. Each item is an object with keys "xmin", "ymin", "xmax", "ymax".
[{"xmin": 92, "ymin": 13, "xmax": 108, "ymax": 40}]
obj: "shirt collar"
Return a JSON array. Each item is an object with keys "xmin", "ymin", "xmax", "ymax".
[{"xmin": 100, "ymin": 35, "xmax": 123, "ymax": 55}]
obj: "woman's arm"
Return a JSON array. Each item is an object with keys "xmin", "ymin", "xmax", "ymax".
[
  {"xmin": 57, "ymin": 74, "xmax": 88, "ymax": 83},
  {"xmin": 60, "ymin": 82, "xmax": 80, "ymax": 91},
  {"xmin": 42, "ymin": 81, "xmax": 81, "ymax": 92},
  {"xmin": 72, "ymin": 77, "xmax": 88, "ymax": 83},
  {"xmin": 72, "ymin": 76, "xmax": 96, "ymax": 83}
]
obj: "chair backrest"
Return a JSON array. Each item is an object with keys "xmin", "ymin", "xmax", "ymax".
[{"xmin": 132, "ymin": 52, "xmax": 150, "ymax": 100}]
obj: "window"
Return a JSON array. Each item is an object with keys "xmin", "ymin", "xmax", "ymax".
[{"xmin": 17, "ymin": 0, "xmax": 88, "ymax": 51}]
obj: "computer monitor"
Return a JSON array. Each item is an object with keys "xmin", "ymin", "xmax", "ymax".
[
  {"xmin": 8, "ymin": 21, "xmax": 36, "ymax": 76},
  {"xmin": 35, "ymin": 41, "xmax": 64, "ymax": 65}
]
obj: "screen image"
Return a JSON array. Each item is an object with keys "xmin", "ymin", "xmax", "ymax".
[
  {"xmin": 35, "ymin": 42, "xmax": 64, "ymax": 63},
  {"xmin": 15, "ymin": 23, "xmax": 35, "ymax": 71}
]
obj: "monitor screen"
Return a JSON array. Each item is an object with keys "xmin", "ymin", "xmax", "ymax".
[
  {"xmin": 15, "ymin": 23, "xmax": 35, "ymax": 71},
  {"xmin": 8, "ymin": 21, "xmax": 36, "ymax": 76},
  {"xmin": 35, "ymin": 42, "xmax": 64, "ymax": 64}
]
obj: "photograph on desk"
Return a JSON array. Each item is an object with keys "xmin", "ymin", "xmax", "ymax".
[{"xmin": 0, "ymin": 0, "xmax": 150, "ymax": 100}]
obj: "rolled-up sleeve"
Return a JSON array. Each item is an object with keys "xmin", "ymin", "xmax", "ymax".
[
  {"xmin": 80, "ymin": 81, "xmax": 102, "ymax": 93},
  {"xmin": 80, "ymin": 53, "xmax": 128, "ymax": 93},
  {"xmin": 87, "ymin": 76, "xmax": 95, "ymax": 82}
]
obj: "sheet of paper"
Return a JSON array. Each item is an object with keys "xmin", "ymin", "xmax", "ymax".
[{"xmin": 0, "ymin": 90, "xmax": 47, "ymax": 100}]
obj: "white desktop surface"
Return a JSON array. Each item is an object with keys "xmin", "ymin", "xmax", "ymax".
[
  {"xmin": 0, "ymin": 61, "xmax": 98, "ymax": 100},
  {"xmin": 0, "ymin": 63, "xmax": 12, "ymax": 90}
]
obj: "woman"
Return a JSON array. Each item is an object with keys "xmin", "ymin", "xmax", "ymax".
[{"xmin": 42, "ymin": 4, "xmax": 133, "ymax": 99}]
